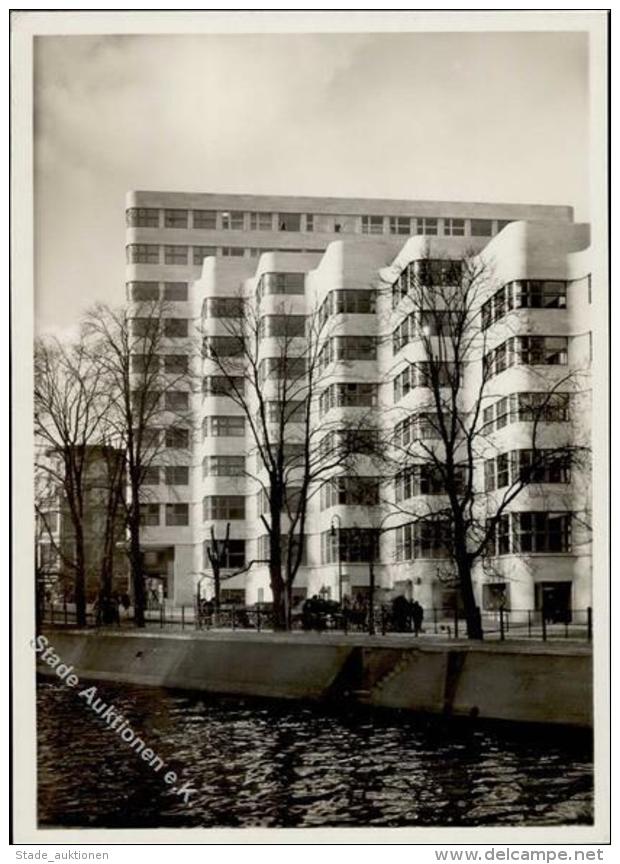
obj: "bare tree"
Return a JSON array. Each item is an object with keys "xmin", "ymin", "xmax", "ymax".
[
  {"xmin": 381, "ymin": 251, "xmax": 589, "ymax": 639},
  {"xmin": 202, "ymin": 281, "xmax": 372, "ymax": 629},
  {"xmin": 83, "ymin": 300, "xmax": 194, "ymax": 628},
  {"xmin": 34, "ymin": 336, "xmax": 107, "ymax": 626}
]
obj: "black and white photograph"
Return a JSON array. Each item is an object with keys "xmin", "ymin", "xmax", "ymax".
[{"xmin": 10, "ymin": 9, "xmax": 610, "ymax": 849}]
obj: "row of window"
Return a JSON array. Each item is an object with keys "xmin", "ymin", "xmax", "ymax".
[
  {"xmin": 139, "ymin": 502, "xmax": 189, "ymax": 526},
  {"xmin": 392, "ymin": 310, "xmax": 453, "ymax": 353},
  {"xmin": 127, "ymin": 244, "xmax": 324, "ymax": 264},
  {"xmin": 202, "ymin": 455, "xmax": 246, "ymax": 477},
  {"xmin": 258, "ymin": 357, "xmax": 307, "ymax": 383},
  {"xmin": 484, "ymin": 449, "xmax": 571, "ymax": 491},
  {"xmin": 395, "ymin": 520, "xmax": 452, "ymax": 561},
  {"xmin": 393, "ymin": 362, "xmax": 455, "ymax": 402},
  {"xmin": 481, "ymin": 280, "xmax": 568, "ymax": 330},
  {"xmin": 394, "ymin": 465, "xmax": 464, "ymax": 502},
  {"xmin": 393, "ymin": 413, "xmax": 441, "ymax": 446},
  {"xmin": 202, "ymin": 296, "xmax": 245, "ymax": 319},
  {"xmin": 319, "ymin": 382, "xmax": 378, "ymax": 416},
  {"xmin": 131, "ymin": 317, "xmax": 189, "ymax": 338},
  {"xmin": 321, "ymin": 528, "xmax": 378, "ymax": 564},
  {"xmin": 318, "ymin": 289, "xmax": 377, "ymax": 325},
  {"xmin": 486, "ymin": 512, "xmax": 572, "ymax": 556},
  {"xmin": 257, "ymin": 272, "xmax": 305, "ymax": 298},
  {"xmin": 483, "ymin": 392, "xmax": 570, "ymax": 430},
  {"xmin": 139, "ymin": 426, "xmax": 190, "ymax": 449},
  {"xmin": 483, "ymin": 336, "xmax": 568, "ymax": 379},
  {"xmin": 391, "ymin": 259, "xmax": 464, "ymax": 308},
  {"xmin": 203, "ymin": 495, "xmax": 246, "ymax": 521},
  {"xmin": 142, "ymin": 466, "xmax": 190, "ymax": 486},
  {"xmin": 319, "ymin": 336, "xmax": 377, "ymax": 369},
  {"xmin": 202, "ymin": 415, "xmax": 246, "ymax": 438},
  {"xmin": 128, "ymin": 281, "xmax": 189, "ymax": 302},
  {"xmin": 203, "ymin": 375, "xmax": 245, "ymax": 397},
  {"xmin": 320, "ymin": 476, "xmax": 380, "ymax": 510},
  {"xmin": 127, "ymin": 208, "xmax": 507, "ymax": 237},
  {"xmin": 131, "ymin": 389, "xmax": 190, "ymax": 412},
  {"xmin": 317, "ymin": 428, "xmax": 379, "ymax": 458},
  {"xmin": 131, "ymin": 354, "xmax": 189, "ymax": 374}
]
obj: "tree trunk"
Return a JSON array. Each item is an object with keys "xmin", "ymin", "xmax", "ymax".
[
  {"xmin": 128, "ymin": 508, "xmax": 145, "ymax": 628},
  {"xmin": 73, "ymin": 529, "xmax": 87, "ymax": 628},
  {"xmin": 456, "ymin": 551, "xmax": 483, "ymax": 640}
]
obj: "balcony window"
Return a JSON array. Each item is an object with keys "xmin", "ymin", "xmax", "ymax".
[
  {"xmin": 128, "ymin": 281, "xmax": 159, "ymax": 302},
  {"xmin": 221, "ymin": 211, "xmax": 244, "ymax": 230},
  {"xmin": 203, "ymin": 495, "xmax": 245, "ymax": 521},
  {"xmin": 258, "ymin": 272, "xmax": 305, "ymax": 297},
  {"xmin": 361, "ymin": 215, "xmax": 384, "ymax": 235},
  {"xmin": 204, "ymin": 336, "xmax": 245, "ymax": 358},
  {"xmin": 126, "ymin": 208, "xmax": 159, "ymax": 228},
  {"xmin": 164, "ymin": 245, "xmax": 188, "ymax": 265},
  {"xmin": 512, "ymin": 512, "xmax": 572, "ymax": 554},
  {"xmin": 127, "ymin": 244, "xmax": 159, "ymax": 264},
  {"xmin": 165, "ymin": 503, "xmax": 189, "ymax": 526},
  {"xmin": 332, "ymin": 289, "xmax": 376, "ymax": 315},
  {"xmin": 260, "ymin": 315, "xmax": 305, "ymax": 338},
  {"xmin": 278, "ymin": 213, "xmax": 301, "ymax": 232},
  {"xmin": 164, "ymin": 466, "xmax": 189, "ymax": 486},
  {"xmin": 193, "ymin": 210, "xmax": 217, "ymax": 230},
  {"xmin": 203, "ymin": 376, "xmax": 244, "ymax": 397},
  {"xmin": 203, "ymin": 455, "xmax": 245, "ymax": 477},
  {"xmin": 207, "ymin": 416, "xmax": 245, "ymax": 437},
  {"xmin": 163, "ymin": 318, "xmax": 188, "ymax": 338},
  {"xmin": 164, "ymin": 209, "xmax": 188, "ymax": 229},
  {"xmin": 163, "ymin": 282, "xmax": 188, "ymax": 302},
  {"xmin": 249, "ymin": 212, "xmax": 273, "ymax": 231},
  {"xmin": 204, "ymin": 297, "xmax": 244, "ymax": 318}
]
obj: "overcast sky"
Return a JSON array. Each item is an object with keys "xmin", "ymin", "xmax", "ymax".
[{"xmin": 34, "ymin": 30, "xmax": 590, "ymax": 336}]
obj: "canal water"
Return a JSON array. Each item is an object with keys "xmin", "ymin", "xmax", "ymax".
[{"xmin": 37, "ymin": 679, "xmax": 593, "ymax": 828}]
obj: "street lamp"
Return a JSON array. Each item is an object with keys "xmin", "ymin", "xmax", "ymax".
[{"xmin": 330, "ymin": 514, "xmax": 343, "ymax": 603}]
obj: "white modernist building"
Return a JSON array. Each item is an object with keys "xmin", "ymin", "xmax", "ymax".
[{"xmin": 126, "ymin": 192, "xmax": 592, "ymax": 621}]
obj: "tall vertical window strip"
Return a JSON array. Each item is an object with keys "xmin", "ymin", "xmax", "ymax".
[{"xmin": 126, "ymin": 208, "xmax": 159, "ymax": 228}]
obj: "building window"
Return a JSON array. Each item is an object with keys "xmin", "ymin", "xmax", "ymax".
[
  {"xmin": 481, "ymin": 280, "xmax": 568, "ymax": 330},
  {"xmin": 203, "ymin": 455, "xmax": 245, "ymax": 477},
  {"xmin": 512, "ymin": 512, "xmax": 572, "ymax": 554},
  {"xmin": 165, "ymin": 427, "xmax": 189, "ymax": 449},
  {"xmin": 483, "ymin": 392, "xmax": 570, "ymax": 430},
  {"xmin": 204, "ymin": 336, "xmax": 245, "ymax": 358},
  {"xmin": 163, "ymin": 282, "xmax": 188, "ymax": 301},
  {"xmin": 319, "ymin": 382, "xmax": 378, "ymax": 416},
  {"xmin": 485, "ymin": 450, "xmax": 571, "ymax": 490},
  {"xmin": 471, "ymin": 219, "xmax": 493, "ymax": 237},
  {"xmin": 204, "ymin": 297, "xmax": 244, "ymax": 318},
  {"xmin": 361, "ymin": 215, "xmax": 384, "ymax": 235},
  {"xmin": 321, "ymin": 476, "xmax": 380, "ymax": 510},
  {"xmin": 395, "ymin": 520, "xmax": 452, "ymax": 561},
  {"xmin": 483, "ymin": 336, "xmax": 568, "ymax": 379},
  {"xmin": 203, "ymin": 375, "xmax": 244, "ymax": 397},
  {"xmin": 164, "ymin": 245, "xmax": 188, "ymax": 265},
  {"xmin": 331, "ymin": 336, "xmax": 377, "ymax": 362},
  {"xmin": 482, "ymin": 583, "xmax": 510, "ymax": 611},
  {"xmin": 131, "ymin": 354, "xmax": 156, "ymax": 374},
  {"xmin": 415, "ymin": 217, "xmax": 438, "ymax": 236},
  {"xmin": 130, "ymin": 318, "xmax": 157, "ymax": 338},
  {"xmin": 497, "ymin": 220, "xmax": 513, "ymax": 232},
  {"xmin": 393, "ymin": 362, "xmax": 454, "ymax": 402},
  {"xmin": 321, "ymin": 528, "xmax": 377, "ymax": 564},
  {"xmin": 127, "ymin": 244, "xmax": 159, "ymax": 264},
  {"xmin": 221, "ymin": 211, "xmax": 245, "ymax": 230},
  {"xmin": 165, "ymin": 503, "xmax": 189, "ymax": 526},
  {"xmin": 165, "ymin": 466, "xmax": 189, "ymax": 486},
  {"xmin": 163, "ymin": 354, "xmax": 188, "ymax": 374},
  {"xmin": 258, "ymin": 272, "xmax": 305, "ymax": 297},
  {"xmin": 389, "ymin": 216, "xmax": 412, "ymax": 235},
  {"xmin": 394, "ymin": 465, "xmax": 459, "ymax": 501},
  {"xmin": 278, "ymin": 213, "xmax": 301, "ymax": 232},
  {"xmin": 128, "ymin": 281, "xmax": 159, "ymax": 302},
  {"xmin": 193, "ymin": 210, "xmax": 217, "ymax": 230},
  {"xmin": 203, "ymin": 496, "xmax": 246, "ymax": 521},
  {"xmin": 329, "ymin": 289, "xmax": 376, "ymax": 316},
  {"xmin": 193, "ymin": 246, "xmax": 217, "ymax": 266},
  {"xmin": 142, "ymin": 466, "xmax": 160, "ymax": 486},
  {"xmin": 164, "ymin": 391, "xmax": 189, "ymax": 411},
  {"xmin": 139, "ymin": 503, "xmax": 160, "ymax": 526},
  {"xmin": 163, "ymin": 318, "xmax": 189, "ymax": 338},
  {"xmin": 259, "ymin": 315, "xmax": 306, "ymax": 338},
  {"xmin": 443, "ymin": 218, "xmax": 465, "ymax": 236},
  {"xmin": 203, "ymin": 539, "xmax": 246, "ymax": 570},
  {"xmin": 221, "ymin": 246, "xmax": 245, "ymax": 257},
  {"xmin": 142, "ymin": 427, "xmax": 162, "ymax": 449},
  {"xmin": 249, "ymin": 212, "xmax": 273, "ymax": 231},
  {"xmin": 207, "ymin": 416, "xmax": 245, "ymax": 438},
  {"xmin": 164, "ymin": 209, "xmax": 188, "ymax": 229},
  {"xmin": 126, "ymin": 208, "xmax": 159, "ymax": 228},
  {"xmin": 259, "ymin": 357, "xmax": 306, "ymax": 383},
  {"xmin": 265, "ymin": 400, "xmax": 306, "ymax": 424},
  {"xmin": 305, "ymin": 214, "xmax": 314, "ymax": 232}
]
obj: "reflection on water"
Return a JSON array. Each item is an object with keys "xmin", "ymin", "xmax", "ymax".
[{"xmin": 37, "ymin": 679, "xmax": 593, "ymax": 828}]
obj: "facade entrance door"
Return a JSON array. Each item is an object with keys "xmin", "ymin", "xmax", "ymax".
[{"xmin": 536, "ymin": 582, "xmax": 572, "ymax": 624}]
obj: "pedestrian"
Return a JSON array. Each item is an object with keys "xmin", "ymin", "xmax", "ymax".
[{"xmin": 412, "ymin": 600, "xmax": 424, "ymax": 636}]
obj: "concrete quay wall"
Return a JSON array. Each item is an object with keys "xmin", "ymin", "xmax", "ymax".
[{"xmin": 37, "ymin": 630, "xmax": 592, "ymax": 728}]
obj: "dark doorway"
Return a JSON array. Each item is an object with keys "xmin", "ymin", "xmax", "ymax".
[{"xmin": 536, "ymin": 581, "xmax": 572, "ymax": 624}]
